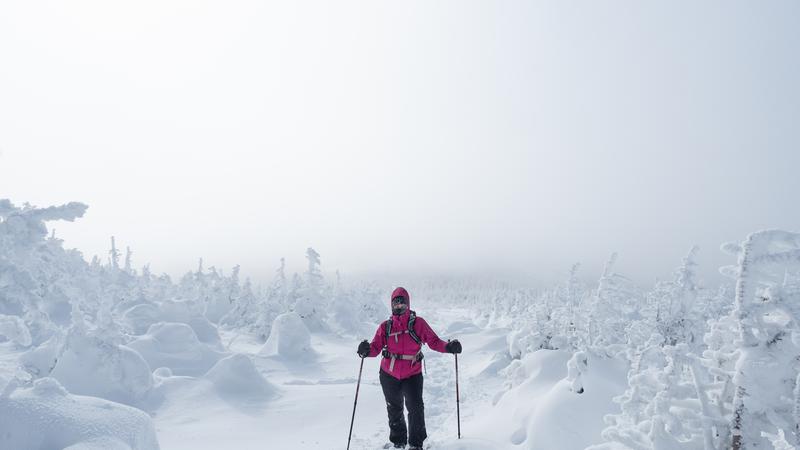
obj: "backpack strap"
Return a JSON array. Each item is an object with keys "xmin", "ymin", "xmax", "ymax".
[
  {"xmin": 383, "ymin": 311, "xmax": 422, "ymax": 345},
  {"xmin": 384, "ymin": 318, "xmax": 392, "ymax": 346},
  {"xmin": 407, "ymin": 310, "xmax": 421, "ymax": 345}
]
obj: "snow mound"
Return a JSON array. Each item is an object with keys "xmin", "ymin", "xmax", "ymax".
[
  {"xmin": 122, "ymin": 304, "xmax": 161, "ymax": 335},
  {"xmin": 471, "ymin": 349, "xmax": 628, "ymax": 450},
  {"xmin": 144, "ymin": 356, "xmax": 279, "ymax": 414},
  {"xmin": 127, "ymin": 322, "xmax": 227, "ymax": 376},
  {"xmin": 123, "ymin": 303, "xmax": 222, "ymax": 348},
  {"xmin": 50, "ymin": 331, "xmax": 154, "ymax": 405},
  {"xmin": 523, "ymin": 354, "xmax": 627, "ymax": 449},
  {"xmin": 0, "ymin": 314, "xmax": 32, "ymax": 347},
  {"xmin": 204, "ymin": 353, "xmax": 278, "ymax": 399},
  {"xmin": 19, "ymin": 334, "xmax": 62, "ymax": 376},
  {"xmin": 259, "ymin": 312, "xmax": 314, "ymax": 358},
  {"xmin": 476, "ymin": 351, "xmax": 513, "ymax": 379},
  {"xmin": 158, "ymin": 300, "xmax": 223, "ymax": 347},
  {"xmin": 184, "ymin": 316, "xmax": 223, "ymax": 348},
  {"xmin": 0, "ymin": 377, "xmax": 160, "ymax": 450},
  {"xmin": 444, "ymin": 320, "xmax": 481, "ymax": 335}
]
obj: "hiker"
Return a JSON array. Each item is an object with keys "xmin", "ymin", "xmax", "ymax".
[{"xmin": 357, "ymin": 287, "xmax": 462, "ymax": 450}]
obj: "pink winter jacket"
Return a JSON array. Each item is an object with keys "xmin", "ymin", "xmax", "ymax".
[{"xmin": 366, "ymin": 289, "xmax": 449, "ymax": 380}]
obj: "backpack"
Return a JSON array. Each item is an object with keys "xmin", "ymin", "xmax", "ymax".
[
  {"xmin": 384, "ymin": 310, "xmax": 421, "ymax": 346},
  {"xmin": 382, "ymin": 311, "xmax": 425, "ymax": 371}
]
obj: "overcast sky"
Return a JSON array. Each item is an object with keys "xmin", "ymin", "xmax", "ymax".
[{"xmin": 1, "ymin": 0, "xmax": 799, "ymax": 286}]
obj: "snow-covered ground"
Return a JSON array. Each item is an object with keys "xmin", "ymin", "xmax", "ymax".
[
  {"xmin": 0, "ymin": 301, "xmax": 626, "ymax": 450},
  {"xmin": 154, "ymin": 306, "xmax": 507, "ymax": 450},
  {"xmin": 144, "ymin": 303, "xmax": 627, "ymax": 450},
  {"xmin": 3, "ymin": 200, "xmax": 800, "ymax": 449}
]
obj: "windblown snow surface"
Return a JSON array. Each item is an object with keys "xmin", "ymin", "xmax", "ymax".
[
  {"xmin": 0, "ymin": 302, "xmax": 627, "ymax": 450},
  {"xmin": 4, "ymin": 200, "xmax": 799, "ymax": 449}
]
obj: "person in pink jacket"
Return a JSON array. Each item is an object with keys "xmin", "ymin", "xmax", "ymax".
[{"xmin": 357, "ymin": 287, "xmax": 462, "ymax": 450}]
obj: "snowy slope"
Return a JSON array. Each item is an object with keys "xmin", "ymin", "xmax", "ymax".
[{"xmin": 150, "ymin": 305, "xmax": 624, "ymax": 450}]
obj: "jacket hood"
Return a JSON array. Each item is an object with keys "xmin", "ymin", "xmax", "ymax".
[{"xmin": 391, "ymin": 287, "xmax": 411, "ymax": 309}]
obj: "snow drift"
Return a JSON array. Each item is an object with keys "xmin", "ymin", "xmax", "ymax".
[
  {"xmin": 259, "ymin": 312, "xmax": 314, "ymax": 358},
  {"xmin": 123, "ymin": 302, "xmax": 222, "ymax": 349},
  {"xmin": 204, "ymin": 353, "xmax": 278, "ymax": 400},
  {"xmin": 127, "ymin": 322, "xmax": 227, "ymax": 377},
  {"xmin": 0, "ymin": 377, "xmax": 160, "ymax": 450},
  {"xmin": 470, "ymin": 349, "xmax": 628, "ymax": 450},
  {"xmin": 49, "ymin": 329, "xmax": 154, "ymax": 406}
]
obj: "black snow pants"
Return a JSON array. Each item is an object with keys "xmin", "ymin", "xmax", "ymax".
[{"xmin": 379, "ymin": 369, "xmax": 426, "ymax": 448}]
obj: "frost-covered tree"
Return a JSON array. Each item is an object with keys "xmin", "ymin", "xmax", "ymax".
[
  {"xmin": 593, "ymin": 335, "xmax": 665, "ymax": 449},
  {"xmin": 722, "ymin": 230, "xmax": 800, "ymax": 449},
  {"xmin": 0, "ymin": 199, "xmax": 87, "ymax": 245},
  {"xmin": 124, "ymin": 246, "xmax": 133, "ymax": 275},
  {"xmin": 108, "ymin": 236, "xmax": 120, "ymax": 270},
  {"xmin": 0, "ymin": 199, "xmax": 88, "ymax": 332},
  {"xmin": 220, "ymin": 275, "xmax": 260, "ymax": 331},
  {"xmin": 253, "ymin": 258, "xmax": 291, "ymax": 340},
  {"xmin": 632, "ymin": 246, "xmax": 708, "ymax": 350},
  {"xmin": 306, "ymin": 247, "xmax": 323, "ymax": 290},
  {"xmin": 586, "ymin": 253, "xmax": 643, "ymax": 350},
  {"xmin": 565, "ymin": 263, "xmax": 583, "ymax": 339},
  {"xmin": 566, "ymin": 350, "xmax": 588, "ymax": 394},
  {"xmin": 762, "ymin": 429, "xmax": 796, "ymax": 450},
  {"xmin": 202, "ymin": 264, "xmax": 239, "ymax": 323},
  {"xmin": 0, "ymin": 314, "xmax": 32, "ymax": 347},
  {"xmin": 592, "ymin": 342, "xmax": 713, "ymax": 450},
  {"xmin": 270, "ymin": 258, "xmax": 288, "ymax": 309},
  {"xmin": 548, "ymin": 262, "xmax": 587, "ymax": 350},
  {"xmin": 590, "ymin": 233, "xmax": 800, "ymax": 450},
  {"xmin": 292, "ymin": 248, "xmax": 328, "ymax": 331},
  {"xmin": 652, "ymin": 246, "xmax": 702, "ymax": 347},
  {"xmin": 690, "ymin": 308, "xmax": 739, "ymax": 449},
  {"xmin": 328, "ymin": 271, "xmax": 370, "ymax": 336}
]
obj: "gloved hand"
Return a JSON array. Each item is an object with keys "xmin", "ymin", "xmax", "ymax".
[
  {"xmin": 445, "ymin": 339, "xmax": 462, "ymax": 354},
  {"xmin": 357, "ymin": 340, "xmax": 370, "ymax": 358}
]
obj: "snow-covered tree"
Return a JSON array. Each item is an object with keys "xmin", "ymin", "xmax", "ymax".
[
  {"xmin": 109, "ymin": 236, "xmax": 120, "ymax": 271},
  {"xmin": 652, "ymin": 246, "xmax": 702, "ymax": 347},
  {"xmin": 292, "ymin": 249, "xmax": 328, "ymax": 331},
  {"xmin": 723, "ymin": 230, "xmax": 800, "ymax": 449},
  {"xmin": 305, "ymin": 247, "xmax": 323, "ymax": 290},
  {"xmin": 124, "ymin": 246, "xmax": 133, "ymax": 275},
  {"xmin": 586, "ymin": 253, "xmax": 643, "ymax": 350},
  {"xmin": 253, "ymin": 258, "xmax": 291, "ymax": 340}
]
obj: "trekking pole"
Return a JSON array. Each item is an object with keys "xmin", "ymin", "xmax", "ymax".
[
  {"xmin": 347, "ymin": 356, "xmax": 365, "ymax": 450},
  {"xmin": 455, "ymin": 353, "xmax": 461, "ymax": 439}
]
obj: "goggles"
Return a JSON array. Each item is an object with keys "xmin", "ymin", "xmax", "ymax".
[{"xmin": 391, "ymin": 296, "xmax": 408, "ymax": 305}]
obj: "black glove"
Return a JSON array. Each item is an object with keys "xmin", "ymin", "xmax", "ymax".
[
  {"xmin": 446, "ymin": 339, "xmax": 462, "ymax": 354},
  {"xmin": 357, "ymin": 340, "xmax": 370, "ymax": 358}
]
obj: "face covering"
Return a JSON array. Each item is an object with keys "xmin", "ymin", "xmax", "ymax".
[{"xmin": 391, "ymin": 296, "xmax": 408, "ymax": 315}]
